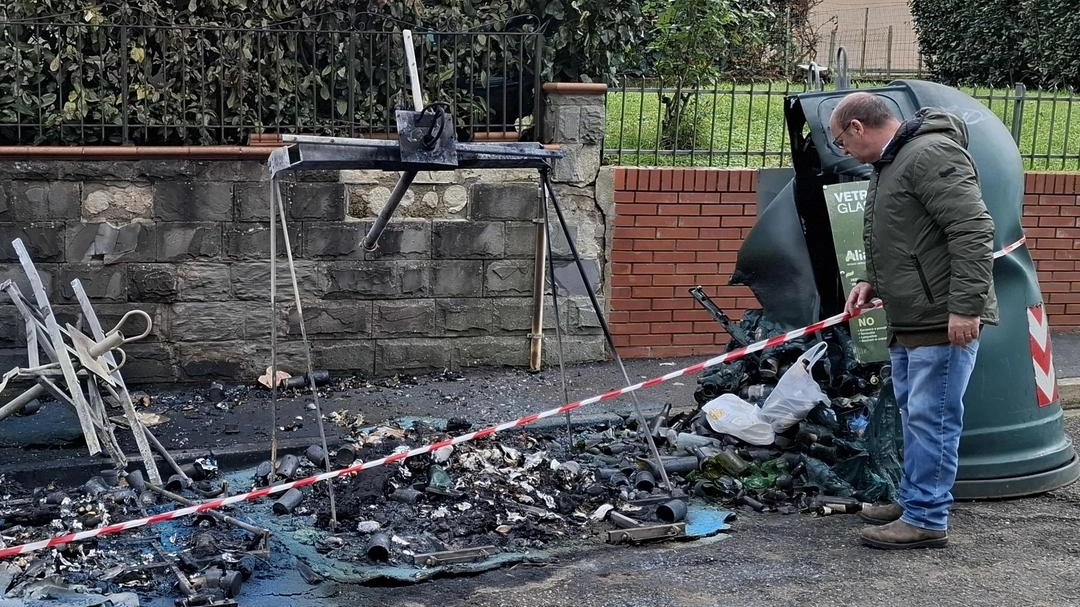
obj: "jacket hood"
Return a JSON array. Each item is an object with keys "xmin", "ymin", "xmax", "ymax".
[{"xmin": 878, "ymin": 107, "xmax": 969, "ymax": 164}]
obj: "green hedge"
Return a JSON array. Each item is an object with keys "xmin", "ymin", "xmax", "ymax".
[
  {"xmin": 0, "ymin": 1, "xmax": 812, "ymax": 145},
  {"xmin": 0, "ymin": 0, "xmax": 650, "ymax": 144},
  {"xmin": 911, "ymin": 0, "xmax": 1080, "ymax": 88}
]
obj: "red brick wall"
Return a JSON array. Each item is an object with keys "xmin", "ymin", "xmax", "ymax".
[
  {"xmin": 610, "ymin": 168, "xmax": 1080, "ymax": 359},
  {"xmin": 610, "ymin": 168, "xmax": 761, "ymax": 358},
  {"xmin": 1025, "ymin": 172, "xmax": 1080, "ymax": 326}
]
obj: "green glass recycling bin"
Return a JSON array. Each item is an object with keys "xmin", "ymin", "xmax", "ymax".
[{"xmin": 785, "ymin": 80, "xmax": 1080, "ymax": 498}]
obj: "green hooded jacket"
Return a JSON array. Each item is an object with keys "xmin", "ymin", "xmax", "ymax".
[{"xmin": 863, "ymin": 107, "xmax": 999, "ymax": 342}]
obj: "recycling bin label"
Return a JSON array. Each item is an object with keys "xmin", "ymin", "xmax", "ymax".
[{"xmin": 823, "ymin": 180, "xmax": 889, "ymax": 363}]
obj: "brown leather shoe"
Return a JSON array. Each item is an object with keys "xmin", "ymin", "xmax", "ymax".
[
  {"xmin": 860, "ymin": 519, "xmax": 948, "ymax": 549},
  {"xmin": 858, "ymin": 502, "xmax": 903, "ymax": 525}
]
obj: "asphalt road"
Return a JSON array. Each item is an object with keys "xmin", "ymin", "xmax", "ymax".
[{"xmin": 6, "ymin": 351, "xmax": 1080, "ymax": 607}]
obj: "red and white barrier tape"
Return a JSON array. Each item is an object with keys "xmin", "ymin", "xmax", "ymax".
[
  {"xmin": 0, "ymin": 236, "xmax": 1026, "ymax": 559},
  {"xmin": 994, "ymin": 236, "xmax": 1026, "ymax": 259}
]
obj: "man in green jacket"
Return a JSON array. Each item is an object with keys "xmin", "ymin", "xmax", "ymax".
[{"xmin": 830, "ymin": 92, "xmax": 997, "ymax": 549}]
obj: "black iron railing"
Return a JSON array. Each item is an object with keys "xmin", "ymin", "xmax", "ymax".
[
  {"xmin": 0, "ymin": 19, "xmax": 544, "ymax": 146},
  {"xmin": 605, "ymin": 78, "xmax": 1080, "ymax": 171}
]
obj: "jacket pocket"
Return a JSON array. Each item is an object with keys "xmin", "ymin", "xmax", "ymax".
[{"xmin": 911, "ymin": 254, "xmax": 935, "ymax": 304}]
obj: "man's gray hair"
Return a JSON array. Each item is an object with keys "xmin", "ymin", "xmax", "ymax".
[{"xmin": 832, "ymin": 92, "xmax": 896, "ymax": 128}]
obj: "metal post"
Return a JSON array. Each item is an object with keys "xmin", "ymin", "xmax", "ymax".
[
  {"xmin": 533, "ymin": 33, "xmax": 545, "ymax": 142},
  {"xmin": 120, "ymin": 25, "xmax": 129, "ymax": 144},
  {"xmin": 347, "ymin": 31, "xmax": 357, "ymax": 137},
  {"xmin": 886, "ymin": 26, "xmax": 893, "ymax": 78},
  {"xmin": 827, "ymin": 30, "xmax": 837, "ymax": 75},
  {"xmin": 860, "ymin": 8, "xmax": 869, "ymax": 75},
  {"xmin": 0, "ymin": 384, "xmax": 45, "ymax": 423},
  {"xmin": 140, "ymin": 424, "xmax": 192, "ymax": 483},
  {"xmin": 145, "ymin": 481, "xmax": 269, "ymax": 537},
  {"xmin": 269, "ymin": 177, "xmax": 280, "ymax": 473},
  {"xmin": 540, "ymin": 166, "xmax": 574, "ymax": 443},
  {"xmin": 541, "ymin": 175, "xmax": 672, "ymax": 492},
  {"xmin": 273, "ymin": 175, "xmax": 338, "ymax": 528},
  {"xmin": 783, "ymin": 7, "xmax": 792, "ymax": 74},
  {"xmin": 1012, "ymin": 83, "xmax": 1026, "ymax": 146},
  {"xmin": 836, "ymin": 46, "xmax": 851, "ymax": 91}
]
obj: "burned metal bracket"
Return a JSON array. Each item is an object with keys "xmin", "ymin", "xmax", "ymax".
[
  {"xmin": 396, "ymin": 107, "xmax": 458, "ymax": 166},
  {"xmin": 262, "ymin": 31, "xmax": 563, "ymax": 529},
  {"xmin": 628, "ymin": 493, "xmax": 688, "ymax": 507},
  {"xmin": 608, "ymin": 512, "xmax": 642, "ymax": 529},
  {"xmin": 412, "ymin": 545, "xmax": 499, "ymax": 566},
  {"xmin": 689, "ymin": 286, "xmax": 751, "ymax": 346},
  {"xmin": 606, "ymin": 522, "xmax": 686, "ymax": 544},
  {"xmin": 269, "ymin": 135, "xmax": 560, "ymax": 173},
  {"xmin": 67, "ymin": 327, "xmax": 122, "ymax": 385}
]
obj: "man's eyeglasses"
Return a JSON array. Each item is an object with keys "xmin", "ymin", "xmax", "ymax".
[{"xmin": 832, "ymin": 121, "xmax": 853, "ymax": 149}]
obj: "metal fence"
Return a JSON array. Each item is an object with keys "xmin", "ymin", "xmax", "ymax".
[
  {"xmin": 604, "ymin": 79, "xmax": 810, "ymax": 169},
  {"xmin": 604, "ymin": 79, "xmax": 1080, "ymax": 171},
  {"xmin": 0, "ymin": 19, "xmax": 543, "ymax": 146},
  {"xmin": 811, "ymin": 3, "xmax": 923, "ymax": 78}
]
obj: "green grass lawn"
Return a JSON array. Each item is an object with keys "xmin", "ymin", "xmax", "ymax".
[{"xmin": 604, "ymin": 80, "xmax": 1080, "ymax": 171}]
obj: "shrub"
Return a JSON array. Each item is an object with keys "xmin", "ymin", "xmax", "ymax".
[{"xmin": 911, "ymin": 0, "xmax": 1080, "ymax": 88}]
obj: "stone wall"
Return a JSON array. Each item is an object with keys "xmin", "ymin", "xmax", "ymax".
[{"xmin": 0, "ymin": 86, "xmax": 610, "ymax": 382}]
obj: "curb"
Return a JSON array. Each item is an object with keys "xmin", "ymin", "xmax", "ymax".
[
  {"xmin": 1059, "ymin": 377, "xmax": 1080, "ymax": 410},
  {"xmin": 0, "ymin": 410, "xmax": 640, "ymax": 488},
  {"xmin": 0, "ymin": 435, "xmax": 319, "ymax": 488}
]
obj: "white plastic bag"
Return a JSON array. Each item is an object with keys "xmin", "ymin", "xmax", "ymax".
[
  {"xmin": 759, "ymin": 341, "xmax": 830, "ymax": 432},
  {"xmin": 701, "ymin": 393, "xmax": 776, "ymax": 446}
]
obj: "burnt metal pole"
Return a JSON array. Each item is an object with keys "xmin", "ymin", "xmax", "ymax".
[
  {"xmin": 269, "ymin": 177, "xmax": 281, "ymax": 472},
  {"xmin": 0, "ymin": 384, "xmax": 44, "ymax": 422},
  {"xmin": 541, "ymin": 167, "xmax": 574, "ymax": 444},
  {"xmin": 148, "ymin": 483, "xmax": 269, "ymax": 538},
  {"xmin": 541, "ymin": 172, "xmax": 672, "ymax": 491},
  {"xmin": 273, "ymin": 187, "xmax": 338, "ymax": 529},
  {"xmin": 362, "ymin": 170, "xmax": 417, "ymax": 250},
  {"xmin": 529, "ymin": 176, "xmax": 548, "ymax": 371},
  {"xmin": 152, "ymin": 542, "xmax": 196, "ymax": 598}
]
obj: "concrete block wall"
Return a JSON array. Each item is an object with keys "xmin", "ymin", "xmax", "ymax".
[
  {"xmin": 609, "ymin": 167, "xmax": 1080, "ymax": 359},
  {"xmin": 0, "ymin": 86, "xmax": 611, "ymax": 381}
]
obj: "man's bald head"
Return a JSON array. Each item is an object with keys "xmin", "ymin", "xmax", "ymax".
[
  {"xmin": 828, "ymin": 92, "xmax": 902, "ymax": 162},
  {"xmin": 831, "ymin": 92, "xmax": 896, "ymax": 130}
]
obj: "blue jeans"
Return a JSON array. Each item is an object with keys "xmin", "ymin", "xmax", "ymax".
[{"xmin": 889, "ymin": 340, "xmax": 979, "ymax": 532}]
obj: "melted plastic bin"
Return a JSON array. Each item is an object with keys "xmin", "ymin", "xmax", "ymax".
[{"xmin": 737, "ymin": 80, "xmax": 1079, "ymax": 498}]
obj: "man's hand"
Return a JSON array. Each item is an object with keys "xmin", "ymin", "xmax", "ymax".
[
  {"xmin": 948, "ymin": 313, "xmax": 981, "ymax": 346},
  {"xmin": 845, "ymin": 282, "xmax": 875, "ymax": 317}
]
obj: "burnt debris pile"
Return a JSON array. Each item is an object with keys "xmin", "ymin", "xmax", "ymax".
[
  {"xmin": 689, "ymin": 310, "xmax": 901, "ymax": 511},
  {"xmin": 0, "ymin": 464, "xmax": 267, "ymax": 607}
]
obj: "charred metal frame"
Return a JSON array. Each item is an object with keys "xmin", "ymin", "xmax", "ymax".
[
  {"xmin": 264, "ymin": 30, "xmax": 680, "ymax": 505},
  {"xmin": 0, "ymin": 239, "xmax": 165, "ymax": 485}
]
